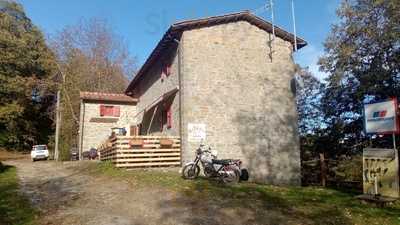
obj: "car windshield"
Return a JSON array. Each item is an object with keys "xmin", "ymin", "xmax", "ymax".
[{"xmin": 34, "ymin": 145, "xmax": 47, "ymax": 150}]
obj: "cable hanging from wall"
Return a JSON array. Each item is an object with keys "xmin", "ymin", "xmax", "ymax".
[
  {"xmin": 252, "ymin": 0, "xmax": 298, "ymax": 61},
  {"xmin": 252, "ymin": 0, "xmax": 276, "ymax": 61}
]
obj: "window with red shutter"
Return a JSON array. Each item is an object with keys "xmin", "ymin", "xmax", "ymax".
[
  {"xmin": 161, "ymin": 63, "xmax": 171, "ymax": 80},
  {"xmin": 160, "ymin": 105, "xmax": 172, "ymax": 131},
  {"xmin": 165, "ymin": 64, "xmax": 171, "ymax": 76},
  {"xmin": 99, "ymin": 105, "xmax": 120, "ymax": 117}
]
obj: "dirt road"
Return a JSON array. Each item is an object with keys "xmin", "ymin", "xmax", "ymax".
[{"xmin": 7, "ymin": 160, "xmax": 255, "ymax": 225}]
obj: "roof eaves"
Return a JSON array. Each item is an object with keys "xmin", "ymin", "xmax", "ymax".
[{"xmin": 125, "ymin": 11, "xmax": 307, "ymax": 94}]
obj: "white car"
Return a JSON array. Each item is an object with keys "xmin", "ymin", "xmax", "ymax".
[{"xmin": 31, "ymin": 145, "xmax": 49, "ymax": 162}]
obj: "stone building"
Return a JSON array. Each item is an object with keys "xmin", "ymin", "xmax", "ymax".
[
  {"xmin": 124, "ymin": 11, "xmax": 307, "ymax": 185},
  {"xmin": 78, "ymin": 92, "xmax": 137, "ymax": 157},
  {"xmin": 79, "ymin": 11, "xmax": 307, "ymax": 185}
]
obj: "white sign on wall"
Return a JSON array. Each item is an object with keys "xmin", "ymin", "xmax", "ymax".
[
  {"xmin": 188, "ymin": 123, "xmax": 206, "ymax": 142},
  {"xmin": 364, "ymin": 99, "xmax": 399, "ymax": 134}
]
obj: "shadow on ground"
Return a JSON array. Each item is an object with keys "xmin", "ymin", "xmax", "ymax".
[{"xmin": 156, "ymin": 177, "xmax": 355, "ymax": 225}]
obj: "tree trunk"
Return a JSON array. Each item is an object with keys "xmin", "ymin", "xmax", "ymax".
[{"xmin": 320, "ymin": 153, "xmax": 327, "ymax": 187}]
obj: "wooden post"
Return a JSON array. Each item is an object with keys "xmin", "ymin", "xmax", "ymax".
[
  {"xmin": 394, "ymin": 133, "xmax": 399, "ymax": 195},
  {"xmin": 320, "ymin": 153, "xmax": 327, "ymax": 187}
]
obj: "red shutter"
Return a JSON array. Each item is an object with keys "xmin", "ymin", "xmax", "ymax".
[
  {"xmin": 167, "ymin": 106, "xmax": 172, "ymax": 128},
  {"xmin": 161, "ymin": 71, "xmax": 166, "ymax": 80},
  {"xmin": 105, "ymin": 106, "xmax": 112, "ymax": 116},
  {"xmin": 165, "ymin": 64, "xmax": 171, "ymax": 76},
  {"xmin": 161, "ymin": 64, "xmax": 171, "ymax": 79},
  {"xmin": 100, "ymin": 105, "xmax": 105, "ymax": 116},
  {"xmin": 113, "ymin": 106, "xmax": 120, "ymax": 117}
]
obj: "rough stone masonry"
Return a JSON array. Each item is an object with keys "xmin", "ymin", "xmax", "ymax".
[
  {"xmin": 180, "ymin": 21, "xmax": 301, "ymax": 185},
  {"xmin": 125, "ymin": 12, "xmax": 306, "ymax": 185}
]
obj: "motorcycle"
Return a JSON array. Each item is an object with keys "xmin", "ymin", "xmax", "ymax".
[{"xmin": 182, "ymin": 144, "xmax": 249, "ymax": 184}]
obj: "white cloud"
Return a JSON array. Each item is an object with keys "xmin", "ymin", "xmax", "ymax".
[{"xmin": 294, "ymin": 44, "xmax": 328, "ymax": 81}]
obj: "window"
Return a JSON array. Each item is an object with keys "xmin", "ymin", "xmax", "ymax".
[
  {"xmin": 161, "ymin": 105, "xmax": 172, "ymax": 131},
  {"xmin": 100, "ymin": 105, "xmax": 120, "ymax": 117},
  {"xmin": 167, "ymin": 106, "xmax": 172, "ymax": 128},
  {"xmin": 161, "ymin": 63, "xmax": 171, "ymax": 80}
]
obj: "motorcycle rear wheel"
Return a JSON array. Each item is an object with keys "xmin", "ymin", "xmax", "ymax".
[
  {"xmin": 182, "ymin": 164, "xmax": 200, "ymax": 179},
  {"xmin": 222, "ymin": 169, "xmax": 240, "ymax": 185}
]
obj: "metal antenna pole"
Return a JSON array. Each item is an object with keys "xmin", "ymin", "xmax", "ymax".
[
  {"xmin": 291, "ymin": 0, "xmax": 298, "ymax": 52},
  {"xmin": 270, "ymin": 0, "xmax": 275, "ymax": 40}
]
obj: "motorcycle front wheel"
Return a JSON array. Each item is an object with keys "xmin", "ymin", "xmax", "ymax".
[{"xmin": 182, "ymin": 164, "xmax": 200, "ymax": 179}]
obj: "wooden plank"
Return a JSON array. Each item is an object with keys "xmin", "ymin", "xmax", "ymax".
[
  {"xmin": 115, "ymin": 161, "xmax": 181, "ymax": 167},
  {"xmin": 115, "ymin": 144, "xmax": 181, "ymax": 148},
  {"xmin": 115, "ymin": 157, "xmax": 181, "ymax": 162},
  {"xmin": 115, "ymin": 141, "xmax": 180, "ymax": 145},
  {"xmin": 116, "ymin": 136, "xmax": 180, "ymax": 139},
  {"xmin": 115, "ymin": 153, "xmax": 180, "ymax": 157},
  {"xmin": 116, "ymin": 149, "xmax": 180, "ymax": 153}
]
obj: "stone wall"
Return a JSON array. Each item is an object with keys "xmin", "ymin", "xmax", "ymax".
[
  {"xmin": 133, "ymin": 45, "xmax": 181, "ymax": 136},
  {"xmin": 80, "ymin": 101, "xmax": 137, "ymax": 153},
  {"xmin": 180, "ymin": 21, "xmax": 301, "ymax": 185}
]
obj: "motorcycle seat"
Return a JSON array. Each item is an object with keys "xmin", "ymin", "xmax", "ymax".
[{"xmin": 212, "ymin": 159, "xmax": 232, "ymax": 165}]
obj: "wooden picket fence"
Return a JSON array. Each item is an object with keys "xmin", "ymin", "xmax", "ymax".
[{"xmin": 98, "ymin": 136, "xmax": 181, "ymax": 168}]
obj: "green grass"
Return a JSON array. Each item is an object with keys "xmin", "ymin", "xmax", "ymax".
[
  {"xmin": 0, "ymin": 164, "xmax": 38, "ymax": 225},
  {"xmin": 90, "ymin": 161, "xmax": 400, "ymax": 225}
]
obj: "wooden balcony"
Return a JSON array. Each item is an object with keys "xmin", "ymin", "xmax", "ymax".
[{"xmin": 98, "ymin": 136, "xmax": 181, "ymax": 168}]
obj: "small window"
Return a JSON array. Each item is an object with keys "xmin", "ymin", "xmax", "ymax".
[
  {"xmin": 100, "ymin": 105, "xmax": 120, "ymax": 117},
  {"xmin": 167, "ymin": 106, "xmax": 172, "ymax": 128},
  {"xmin": 161, "ymin": 63, "xmax": 171, "ymax": 80},
  {"xmin": 161, "ymin": 105, "xmax": 172, "ymax": 131}
]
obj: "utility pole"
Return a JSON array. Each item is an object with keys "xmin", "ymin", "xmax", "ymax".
[
  {"xmin": 54, "ymin": 90, "xmax": 61, "ymax": 161},
  {"xmin": 54, "ymin": 64, "xmax": 65, "ymax": 161}
]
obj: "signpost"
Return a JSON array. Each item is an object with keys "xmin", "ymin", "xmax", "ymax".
[
  {"xmin": 363, "ymin": 98, "xmax": 399, "ymax": 198},
  {"xmin": 364, "ymin": 98, "xmax": 399, "ymax": 134}
]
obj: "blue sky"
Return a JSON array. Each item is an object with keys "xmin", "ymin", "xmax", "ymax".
[{"xmin": 18, "ymin": 0, "xmax": 341, "ymax": 80}]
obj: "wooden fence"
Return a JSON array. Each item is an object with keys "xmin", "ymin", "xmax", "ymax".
[
  {"xmin": 302, "ymin": 154, "xmax": 362, "ymax": 189},
  {"xmin": 98, "ymin": 136, "xmax": 181, "ymax": 168}
]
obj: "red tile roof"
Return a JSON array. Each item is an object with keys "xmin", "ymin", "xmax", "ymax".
[{"xmin": 80, "ymin": 91, "xmax": 138, "ymax": 103}]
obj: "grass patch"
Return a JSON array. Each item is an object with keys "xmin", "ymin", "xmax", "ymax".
[
  {"xmin": 0, "ymin": 164, "xmax": 38, "ymax": 225},
  {"xmin": 90, "ymin": 161, "xmax": 400, "ymax": 225}
]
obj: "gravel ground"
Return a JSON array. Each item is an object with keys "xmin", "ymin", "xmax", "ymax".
[{"xmin": 7, "ymin": 160, "xmax": 250, "ymax": 225}]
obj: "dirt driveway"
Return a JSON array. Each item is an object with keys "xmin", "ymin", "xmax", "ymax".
[{"xmin": 7, "ymin": 160, "xmax": 257, "ymax": 225}]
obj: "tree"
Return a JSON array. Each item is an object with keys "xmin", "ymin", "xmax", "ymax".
[
  {"xmin": 318, "ymin": 0, "xmax": 400, "ymax": 153},
  {"xmin": 0, "ymin": 1, "xmax": 56, "ymax": 150},
  {"xmin": 295, "ymin": 67, "xmax": 324, "ymax": 136},
  {"xmin": 50, "ymin": 18, "xmax": 137, "ymax": 159}
]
